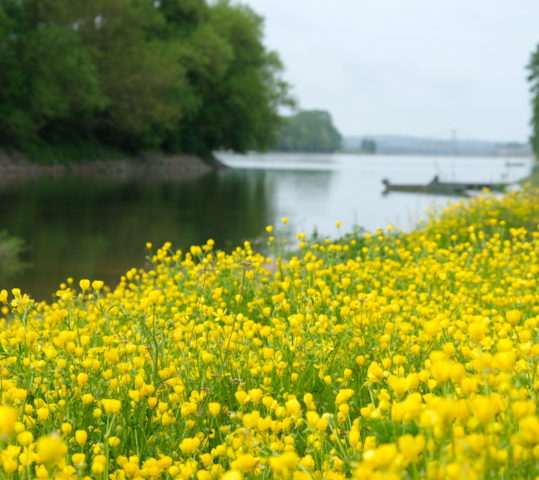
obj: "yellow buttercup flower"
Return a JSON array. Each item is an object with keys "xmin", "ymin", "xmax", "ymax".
[
  {"xmin": 36, "ymin": 435, "xmax": 67, "ymax": 464},
  {"xmin": 75, "ymin": 430, "xmax": 87, "ymax": 445},
  {"xmin": 102, "ymin": 399, "xmax": 121, "ymax": 414},
  {"xmin": 0, "ymin": 407, "xmax": 17, "ymax": 438}
]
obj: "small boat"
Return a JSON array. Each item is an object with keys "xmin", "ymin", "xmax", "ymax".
[{"xmin": 382, "ymin": 179, "xmax": 468, "ymax": 196}]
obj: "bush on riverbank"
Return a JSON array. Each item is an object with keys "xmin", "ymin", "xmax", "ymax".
[
  {"xmin": 1, "ymin": 187, "xmax": 539, "ymax": 478},
  {"xmin": 0, "ymin": 231, "xmax": 26, "ymax": 281}
]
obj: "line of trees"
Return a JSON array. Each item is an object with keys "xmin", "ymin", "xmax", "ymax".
[
  {"xmin": 0, "ymin": 0, "xmax": 292, "ymax": 160},
  {"xmin": 360, "ymin": 138, "xmax": 377, "ymax": 154}
]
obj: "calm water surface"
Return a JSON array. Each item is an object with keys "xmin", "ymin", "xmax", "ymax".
[{"xmin": 0, "ymin": 153, "xmax": 533, "ymax": 299}]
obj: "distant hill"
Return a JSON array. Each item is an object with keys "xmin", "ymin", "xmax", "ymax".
[{"xmin": 343, "ymin": 135, "xmax": 532, "ymax": 157}]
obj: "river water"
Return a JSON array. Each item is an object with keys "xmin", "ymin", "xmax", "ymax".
[{"xmin": 0, "ymin": 153, "xmax": 533, "ymax": 299}]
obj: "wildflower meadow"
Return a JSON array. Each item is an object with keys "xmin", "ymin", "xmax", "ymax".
[{"xmin": 1, "ymin": 186, "xmax": 539, "ymax": 479}]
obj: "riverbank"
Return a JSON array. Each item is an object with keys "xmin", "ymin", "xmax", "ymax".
[{"xmin": 0, "ymin": 149, "xmax": 224, "ymax": 186}]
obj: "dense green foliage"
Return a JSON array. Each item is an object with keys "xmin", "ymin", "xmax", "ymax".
[
  {"xmin": 275, "ymin": 110, "xmax": 342, "ymax": 153},
  {"xmin": 0, "ymin": 0, "xmax": 291, "ymax": 160},
  {"xmin": 529, "ymin": 45, "xmax": 539, "ymax": 157}
]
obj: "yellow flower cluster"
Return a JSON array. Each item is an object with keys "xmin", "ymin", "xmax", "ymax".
[{"xmin": 0, "ymin": 187, "xmax": 539, "ymax": 479}]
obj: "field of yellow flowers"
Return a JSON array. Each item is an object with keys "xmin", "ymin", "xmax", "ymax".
[{"xmin": 1, "ymin": 186, "xmax": 539, "ymax": 479}]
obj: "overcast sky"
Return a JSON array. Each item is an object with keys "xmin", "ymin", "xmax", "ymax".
[{"xmin": 237, "ymin": 0, "xmax": 539, "ymax": 142}]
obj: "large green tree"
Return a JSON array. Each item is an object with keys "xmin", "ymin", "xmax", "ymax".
[{"xmin": 0, "ymin": 0, "xmax": 292, "ymax": 160}]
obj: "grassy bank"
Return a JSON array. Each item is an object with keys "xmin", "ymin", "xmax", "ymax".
[
  {"xmin": 21, "ymin": 142, "xmax": 129, "ymax": 167},
  {"xmin": 8, "ymin": 142, "xmax": 225, "ymax": 169},
  {"xmin": 0, "ymin": 186, "xmax": 539, "ymax": 479}
]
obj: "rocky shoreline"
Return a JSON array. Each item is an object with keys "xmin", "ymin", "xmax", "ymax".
[{"xmin": 0, "ymin": 150, "xmax": 224, "ymax": 186}]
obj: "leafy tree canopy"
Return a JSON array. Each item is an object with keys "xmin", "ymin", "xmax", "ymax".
[
  {"xmin": 0, "ymin": 0, "xmax": 292, "ymax": 160},
  {"xmin": 275, "ymin": 110, "xmax": 342, "ymax": 153}
]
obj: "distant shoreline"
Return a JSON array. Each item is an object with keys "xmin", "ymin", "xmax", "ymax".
[{"xmin": 245, "ymin": 150, "xmax": 535, "ymax": 159}]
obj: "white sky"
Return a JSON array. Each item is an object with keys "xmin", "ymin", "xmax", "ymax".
[{"xmin": 237, "ymin": 0, "xmax": 539, "ymax": 142}]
